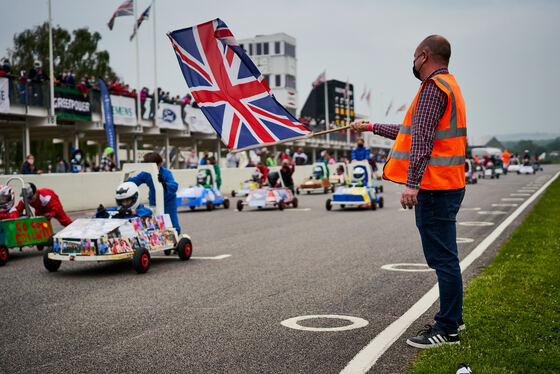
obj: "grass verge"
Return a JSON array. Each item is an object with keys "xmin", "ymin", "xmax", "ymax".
[{"xmin": 408, "ymin": 176, "xmax": 560, "ymax": 373}]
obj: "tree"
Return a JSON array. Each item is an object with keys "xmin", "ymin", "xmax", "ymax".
[{"xmin": 7, "ymin": 22, "xmax": 116, "ymax": 80}]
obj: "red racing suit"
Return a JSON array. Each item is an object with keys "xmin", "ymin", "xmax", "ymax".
[
  {"xmin": 0, "ymin": 207, "xmax": 19, "ymax": 220},
  {"xmin": 16, "ymin": 188, "xmax": 72, "ymax": 226}
]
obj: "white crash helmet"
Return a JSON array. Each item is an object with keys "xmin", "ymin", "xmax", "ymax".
[
  {"xmin": 353, "ymin": 167, "xmax": 366, "ymax": 182},
  {"xmin": 115, "ymin": 182, "xmax": 140, "ymax": 210},
  {"xmin": 0, "ymin": 185, "xmax": 15, "ymax": 212},
  {"xmin": 196, "ymin": 171, "xmax": 208, "ymax": 185},
  {"xmin": 251, "ymin": 170, "xmax": 262, "ymax": 182}
]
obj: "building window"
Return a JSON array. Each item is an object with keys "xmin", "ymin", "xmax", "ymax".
[
  {"xmin": 263, "ymin": 74, "xmax": 270, "ymax": 85},
  {"xmin": 275, "ymin": 74, "xmax": 281, "ymax": 87},
  {"xmin": 285, "ymin": 74, "xmax": 296, "ymax": 89},
  {"xmin": 256, "ymin": 43, "xmax": 262, "ymax": 55},
  {"xmin": 274, "ymin": 41, "xmax": 281, "ymax": 54},
  {"xmin": 249, "ymin": 44, "xmax": 253, "ymax": 55},
  {"xmin": 263, "ymin": 42, "xmax": 269, "ymax": 55},
  {"xmin": 285, "ymin": 43, "xmax": 296, "ymax": 58}
]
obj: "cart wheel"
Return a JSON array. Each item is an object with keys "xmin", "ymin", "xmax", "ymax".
[
  {"xmin": 296, "ymin": 188, "xmax": 300, "ymax": 195},
  {"xmin": 237, "ymin": 200, "xmax": 244, "ymax": 211},
  {"xmin": 380, "ymin": 185, "xmax": 384, "ymax": 193},
  {"xmin": 223, "ymin": 199, "xmax": 230, "ymax": 209},
  {"xmin": 278, "ymin": 200, "xmax": 286, "ymax": 211},
  {"xmin": 379, "ymin": 197, "xmax": 384, "ymax": 208},
  {"xmin": 231, "ymin": 190, "xmax": 236, "ymax": 197},
  {"xmin": 517, "ymin": 171, "xmax": 520, "ymax": 174},
  {"xmin": 133, "ymin": 248, "xmax": 150, "ymax": 274},
  {"xmin": 36, "ymin": 237, "xmax": 53, "ymax": 252},
  {"xmin": 331, "ymin": 186, "xmax": 335, "ymax": 193},
  {"xmin": 292, "ymin": 197, "xmax": 299, "ymax": 208},
  {"xmin": 323, "ymin": 187, "xmax": 329, "ymax": 194},
  {"xmin": 43, "ymin": 250, "xmax": 61, "ymax": 272},
  {"xmin": 325, "ymin": 198, "xmax": 332, "ymax": 211},
  {"xmin": 375, "ymin": 187, "xmax": 380, "ymax": 193},
  {"xmin": 189, "ymin": 206, "xmax": 196, "ymax": 211},
  {"xmin": 206, "ymin": 201, "xmax": 214, "ymax": 211},
  {"xmin": 371, "ymin": 201, "xmax": 377, "ymax": 210},
  {"xmin": 340, "ymin": 204, "xmax": 345, "ymax": 209},
  {"xmin": 176, "ymin": 237, "xmax": 193, "ymax": 261},
  {"xmin": 164, "ymin": 249, "xmax": 172, "ymax": 256},
  {"xmin": 496, "ymin": 174, "xmax": 500, "ymax": 179},
  {"xmin": 0, "ymin": 244, "xmax": 8, "ymax": 266}
]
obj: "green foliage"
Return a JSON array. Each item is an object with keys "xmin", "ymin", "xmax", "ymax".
[
  {"xmin": 7, "ymin": 22, "xmax": 116, "ymax": 80},
  {"xmin": 409, "ymin": 177, "xmax": 560, "ymax": 373}
]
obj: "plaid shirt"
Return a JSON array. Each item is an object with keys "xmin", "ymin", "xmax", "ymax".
[{"xmin": 373, "ymin": 68, "xmax": 448, "ymax": 189}]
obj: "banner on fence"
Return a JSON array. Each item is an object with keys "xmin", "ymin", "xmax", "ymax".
[
  {"xmin": 0, "ymin": 78, "xmax": 9, "ymax": 113},
  {"xmin": 156, "ymin": 102, "xmax": 184, "ymax": 130},
  {"xmin": 54, "ymin": 87, "xmax": 91, "ymax": 121}
]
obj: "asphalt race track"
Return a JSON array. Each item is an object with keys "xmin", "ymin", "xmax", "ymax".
[{"xmin": 1, "ymin": 165, "xmax": 558, "ymax": 374}]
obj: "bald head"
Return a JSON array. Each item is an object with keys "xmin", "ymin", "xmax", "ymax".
[{"xmin": 418, "ymin": 35, "xmax": 451, "ymax": 66}]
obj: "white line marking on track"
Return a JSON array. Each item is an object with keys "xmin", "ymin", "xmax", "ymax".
[
  {"xmin": 492, "ymin": 203, "xmax": 519, "ymax": 207},
  {"xmin": 477, "ymin": 211, "xmax": 507, "ymax": 215},
  {"xmin": 340, "ymin": 171, "xmax": 560, "ymax": 374},
  {"xmin": 152, "ymin": 254, "xmax": 232, "ymax": 260},
  {"xmin": 517, "ymin": 190, "xmax": 535, "ymax": 193},
  {"xmin": 502, "ymin": 198, "xmax": 524, "ymax": 201},
  {"xmin": 380, "ymin": 263, "xmax": 433, "ymax": 272},
  {"xmin": 510, "ymin": 193, "xmax": 530, "ymax": 196},
  {"xmin": 460, "ymin": 207, "xmax": 481, "ymax": 211},
  {"xmin": 281, "ymin": 315, "xmax": 369, "ymax": 332},
  {"xmin": 287, "ymin": 208, "xmax": 311, "ymax": 211},
  {"xmin": 456, "ymin": 237, "xmax": 474, "ymax": 243},
  {"xmin": 459, "ymin": 221, "xmax": 495, "ymax": 226}
]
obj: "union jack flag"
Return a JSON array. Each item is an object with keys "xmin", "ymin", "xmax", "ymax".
[
  {"xmin": 312, "ymin": 71, "xmax": 326, "ymax": 88},
  {"xmin": 107, "ymin": 0, "xmax": 134, "ymax": 30},
  {"xmin": 167, "ymin": 19, "xmax": 311, "ymax": 150},
  {"xmin": 130, "ymin": 5, "xmax": 151, "ymax": 41}
]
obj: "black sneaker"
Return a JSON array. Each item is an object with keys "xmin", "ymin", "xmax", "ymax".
[
  {"xmin": 406, "ymin": 324, "xmax": 460, "ymax": 349},
  {"xmin": 458, "ymin": 318, "xmax": 466, "ymax": 331}
]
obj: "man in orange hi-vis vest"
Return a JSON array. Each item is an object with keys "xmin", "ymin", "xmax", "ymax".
[{"xmin": 351, "ymin": 35, "xmax": 466, "ymax": 349}]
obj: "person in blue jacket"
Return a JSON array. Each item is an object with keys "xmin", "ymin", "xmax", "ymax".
[
  {"xmin": 351, "ymin": 138, "xmax": 371, "ymax": 161},
  {"xmin": 128, "ymin": 151, "xmax": 181, "ymax": 233},
  {"xmin": 95, "ymin": 182, "xmax": 152, "ymax": 219}
]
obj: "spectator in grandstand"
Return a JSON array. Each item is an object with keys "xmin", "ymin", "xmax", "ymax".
[
  {"xmin": 89, "ymin": 75, "xmax": 98, "ymax": 90},
  {"xmin": 0, "ymin": 59, "xmax": 12, "ymax": 76},
  {"xmin": 78, "ymin": 76, "xmax": 89, "ymax": 98},
  {"xmin": 100, "ymin": 147, "xmax": 118, "ymax": 172},
  {"xmin": 21, "ymin": 154, "xmax": 42, "ymax": 174},
  {"xmin": 293, "ymin": 148, "xmax": 308, "ymax": 165},
  {"xmin": 67, "ymin": 70, "xmax": 76, "ymax": 89},
  {"xmin": 70, "ymin": 148, "xmax": 85, "ymax": 173},
  {"xmin": 55, "ymin": 69, "xmax": 69, "ymax": 87},
  {"xmin": 54, "ymin": 154, "xmax": 69, "ymax": 173},
  {"xmin": 351, "ymin": 137, "xmax": 370, "ymax": 161},
  {"xmin": 186, "ymin": 149, "xmax": 199, "ymax": 169},
  {"xmin": 17, "ymin": 70, "xmax": 26, "ymax": 104},
  {"xmin": 226, "ymin": 151, "xmax": 239, "ymax": 168}
]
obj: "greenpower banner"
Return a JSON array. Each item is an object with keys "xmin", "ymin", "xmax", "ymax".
[{"xmin": 54, "ymin": 86, "xmax": 92, "ymax": 121}]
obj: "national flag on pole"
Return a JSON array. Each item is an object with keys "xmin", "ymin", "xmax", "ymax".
[
  {"xmin": 130, "ymin": 5, "xmax": 151, "ymax": 41},
  {"xmin": 385, "ymin": 101, "xmax": 393, "ymax": 117},
  {"xmin": 312, "ymin": 71, "xmax": 326, "ymax": 88},
  {"xmin": 167, "ymin": 19, "xmax": 311, "ymax": 150},
  {"xmin": 360, "ymin": 86, "xmax": 367, "ymax": 101},
  {"xmin": 107, "ymin": 0, "xmax": 134, "ymax": 30},
  {"xmin": 366, "ymin": 90, "xmax": 371, "ymax": 105},
  {"xmin": 396, "ymin": 104, "xmax": 406, "ymax": 113},
  {"xmin": 344, "ymin": 79, "xmax": 349, "ymax": 100}
]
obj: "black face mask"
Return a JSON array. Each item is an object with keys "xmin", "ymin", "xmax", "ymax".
[
  {"xmin": 358, "ymin": 144, "xmax": 364, "ymax": 148},
  {"xmin": 412, "ymin": 54, "xmax": 426, "ymax": 81}
]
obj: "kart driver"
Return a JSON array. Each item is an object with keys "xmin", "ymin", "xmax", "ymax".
[
  {"xmin": 0, "ymin": 185, "xmax": 19, "ymax": 219},
  {"xmin": 95, "ymin": 182, "xmax": 152, "ymax": 219},
  {"xmin": 351, "ymin": 166, "xmax": 367, "ymax": 186},
  {"xmin": 128, "ymin": 152, "xmax": 180, "ymax": 234},
  {"xmin": 15, "ymin": 182, "xmax": 72, "ymax": 226}
]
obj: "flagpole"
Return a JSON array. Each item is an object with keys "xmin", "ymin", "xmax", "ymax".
[
  {"xmin": 346, "ymin": 79, "xmax": 350, "ymax": 143},
  {"xmin": 323, "ymin": 70, "xmax": 329, "ymax": 141},
  {"xmin": 134, "ymin": 0, "xmax": 141, "ymax": 133},
  {"xmin": 48, "ymin": 0, "xmax": 55, "ymax": 117},
  {"xmin": 152, "ymin": 0, "xmax": 159, "ymax": 130}
]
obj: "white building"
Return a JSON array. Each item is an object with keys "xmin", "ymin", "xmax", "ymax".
[{"xmin": 238, "ymin": 33, "xmax": 298, "ymax": 117}]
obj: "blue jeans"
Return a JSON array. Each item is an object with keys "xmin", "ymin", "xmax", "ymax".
[{"xmin": 415, "ymin": 188, "xmax": 465, "ymax": 334}]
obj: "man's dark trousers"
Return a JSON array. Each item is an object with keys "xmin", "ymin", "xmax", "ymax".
[{"xmin": 415, "ymin": 188, "xmax": 465, "ymax": 334}]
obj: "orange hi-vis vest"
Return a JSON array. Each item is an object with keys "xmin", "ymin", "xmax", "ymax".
[{"xmin": 383, "ymin": 73, "xmax": 467, "ymax": 190}]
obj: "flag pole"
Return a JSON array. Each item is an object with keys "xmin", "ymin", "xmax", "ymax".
[
  {"xmin": 323, "ymin": 70, "xmax": 329, "ymax": 141},
  {"xmin": 134, "ymin": 0, "xmax": 141, "ymax": 134},
  {"xmin": 152, "ymin": 0, "xmax": 158, "ymax": 128},
  {"xmin": 48, "ymin": 0, "xmax": 55, "ymax": 117},
  {"xmin": 346, "ymin": 79, "xmax": 350, "ymax": 143}
]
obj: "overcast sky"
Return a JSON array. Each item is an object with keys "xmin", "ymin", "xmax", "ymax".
[{"xmin": 1, "ymin": 0, "xmax": 559, "ymax": 138}]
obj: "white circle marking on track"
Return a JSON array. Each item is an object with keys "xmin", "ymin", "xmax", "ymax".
[
  {"xmin": 459, "ymin": 221, "xmax": 495, "ymax": 226},
  {"xmin": 380, "ymin": 263, "xmax": 433, "ymax": 272},
  {"xmin": 281, "ymin": 315, "xmax": 369, "ymax": 332}
]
